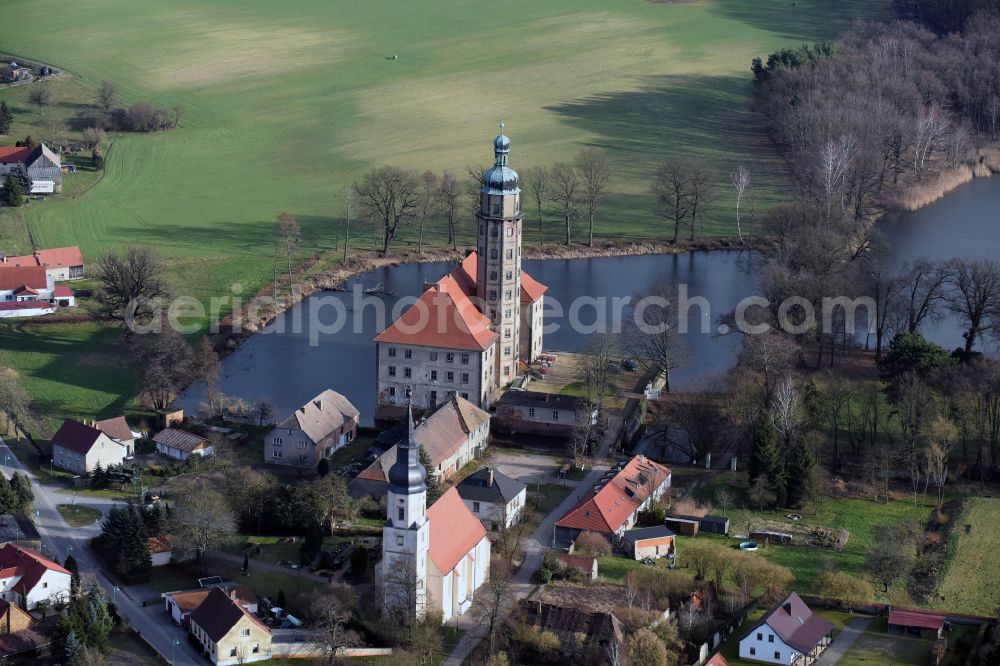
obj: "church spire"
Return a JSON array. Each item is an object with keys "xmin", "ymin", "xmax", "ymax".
[{"xmin": 388, "ymin": 387, "xmax": 426, "ymax": 495}]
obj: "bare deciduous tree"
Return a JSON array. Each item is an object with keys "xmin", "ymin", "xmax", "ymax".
[
  {"xmin": 947, "ymin": 258, "xmax": 1000, "ymax": 354},
  {"xmin": 624, "ymin": 283, "xmax": 679, "ymax": 392},
  {"xmin": 439, "ymin": 171, "xmax": 460, "ymax": 250},
  {"xmin": 97, "ymin": 80, "xmax": 118, "ymax": 110},
  {"xmin": 576, "ymin": 147, "xmax": 612, "ymax": 247},
  {"xmin": 650, "ymin": 158, "xmax": 691, "ymax": 245},
  {"xmin": 355, "ymin": 166, "xmax": 420, "ymax": 254},
  {"xmin": 521, "ymin": 165, "xmax": 549, "ymax": 244},
  {"xmin": 416, "ymin": 170, "xmax": 439, "ymax": 254},
  {"xmin": 731, "ymin": 165, "xmax": 750, "ymax": 243},
  {"xmin": 275, "ymin": 212, "xmax": 300, "ymax": 288},
  {"xmin": 550, "ymin": 162, "xmax": 580, "ymax": 245},
  {"xmin": 472, "ymin": 561, "xmax": 514, "ymax": 656},
  {"xmin": 169, "ymin": 482, "xmax": 237, "ymax": 574},
  {"xmin": 95, "ymin": 247, "xmax": 168, "ymax": 329}
]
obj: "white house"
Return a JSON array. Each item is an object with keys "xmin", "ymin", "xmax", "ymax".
[
  {"xmin": 456, "ymin": 466, "xmax": 527, "ymax": 530},
  {"xmin": 264, "ymin": 389, "xmax": 359, "ymax": 468},
  {"xmin": 381, "ymin": 400, "xmax": 490, "ymax": 624},
  {"xmin": 148, "ymin": 536, "xmax": 173, "ymax": 567},
  {"xmin": 738, "ymin": 593, "xmax": 834, "ymax": 665},
  {"xmin": 162, "ymin": 583, "xmax": 257, "ymax": 627},
  {"xmin": 50, "ymin": 419, "xmax": 129, "ymax": 474},
  {"xmin": 94, "ymin": 416, "xmax": 137, "ymax": 457},
  {"xmin": 154, "ymin": 429, "xmax": 212, "ymax": 460},
  {"xmin": 0, "ymin": 544, "xmax": 72, "ymax": 610}
]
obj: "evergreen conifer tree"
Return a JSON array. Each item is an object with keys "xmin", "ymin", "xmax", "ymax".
[
  {"xmin": 0, "ymin": 101, "xmax": 12, "ymax": 135},
  {"xmin": 10, "ymin": 472, "xmax": 33, "ymax": 513},
  {"xmin": 64, "ymin": 554, "xmax": 81, "ymax": 594},
  {"xmin": 0, "ymin": 173, "xmax": 24, "ymax": 207},
  {"xmin": 786, "ymin": 440, "xmax": 819, "ymax": 508},
  {"xmin": 63, "ymin": 628, "xmax": 82, "ymax": 665},
  {"xmin": 10, "ymin": 165, "xmax": 31, "ymax": 192},
  {"xmin": 419, "ymin": 447, "xmax": 441, "ymax": 504},
  {"xmin": 300, "ymin": 520, "xmax": 324, "ymax": 565},
  {"xmin": 749, "ymin": 418, "xmax": 786, "ymax": 507}
]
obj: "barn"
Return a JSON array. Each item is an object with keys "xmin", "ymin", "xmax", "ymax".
[
  {"xmin": 888, "ymin": 610, "xmax": 945, "ymax": 639},
  {"xmin": 622, "ymin": 525, "xmax": 675, "ymax": 561}
]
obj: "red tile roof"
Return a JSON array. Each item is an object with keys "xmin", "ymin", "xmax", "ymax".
[
  {"xmin": 0, "ymin": 302, "xmax": 53, "ymax": 313},
  {"xmin": 95, "ymin": 416, "xmax": 133, "ymax": 442},
  {"xmin": 889, "ymin": 609, "xmax": 945, "ymax": 631},
  {"xmin": 33, "ymin": 246, "xmax": 83, "ymax": 269},
  {"xmin": 449, "ymin": 252, "xmax": 546, "ymax": 304},
  {"xmin": 0, "ymin": 266, "xmax": 47, "ymax": 291},
  {"xmin": 426, "ymin": 487, "xmax": 487, "ymax": 574},
  {"xmin": 0, "ymin": 544, "xmax": 70, "ymax": 599},
  {"xmin": 375, "ymin": 275, "xmax": 497, "ymax": 351},
  {"xmin": 520, "ymin": 270, "xmax": 547, "ymax": 303},
  {"xmin": 0, "ymin": 147, "xmax": 32, "ymax": 164},
  {"xmin": 705, "ymin": 653, "xmax": 730, "ymax": 666},
  {"xmin": 147, "ymin": 536, "xmax": 172, "ymax": 554},
  {"xmin": 555, "ymin": 456, "xmax": 671, "ymax": 534},
  {"xmin": 189, "ymin": 587, "xmax": 270, "ymax": 643},
  {"xmin": 53, "ymin": 285, "xmax": 73, "ymax": 298},
  {"xmin": 51, "ymin": 419, "xmax": 106, "ymax": 455}
]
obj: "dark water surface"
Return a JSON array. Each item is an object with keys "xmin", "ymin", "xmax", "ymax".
[{"xmin": 179, "ymin": 177, "xmax": 1000, "ymax": 425}]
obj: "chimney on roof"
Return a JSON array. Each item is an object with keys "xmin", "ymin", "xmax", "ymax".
[
  {"xmin": 229, "ymin": 588, "xmax": 238, "ymax": 601},
  {"xmin": 487, "ymin": 467, "xmax": 494, "ymax": 487}
]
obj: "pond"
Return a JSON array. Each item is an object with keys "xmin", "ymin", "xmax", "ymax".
[{"xmin": 178, "ymin": 176, "xmax": 1000, "ymax": 425}]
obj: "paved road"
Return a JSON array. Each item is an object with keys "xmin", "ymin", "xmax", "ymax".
[
  {"xmin": 441, "ymin": 416, "xmax": 623, "ymax": 666},
  {"xmin": 815, "ymin": 617, "xmax": 873, "ymax": 665},
  {"xmin": 0, "ymin": 437, "xmax": 201, "ymax": 665}
]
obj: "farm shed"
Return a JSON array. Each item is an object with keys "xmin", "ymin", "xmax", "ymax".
[
  {"xmin": 698, "ymin": 515, "xmax": 730, "ymax": 535},
  {"xmin": 664, "ymin": 515, "xmax": 700, "ymax": 536},
  {"xmin": 888, "ymin": 610, "xmax": 945, "ymax": 639},
  {"xmin": 554, "ymin": 553, "xmax": 598, "ymax": 580},
  {"xmin": 622, "ymin": 525, "xmax": 675, "ymax": 561},
  {"xmin": 750, "ymin": 530, "xmax": 793, "ymax": 545}
]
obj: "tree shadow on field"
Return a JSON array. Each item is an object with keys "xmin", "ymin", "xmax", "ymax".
[
  {"xmin": 545, "ymin": 73, "xmax": 785, "ymax": 181},
  {"xmin": 710, "ymin": 0, "xmax": 887, "ymax": 40}
]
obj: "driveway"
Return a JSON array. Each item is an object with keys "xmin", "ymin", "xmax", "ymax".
[
  {"xmin": 489, "ymin": 449, "xmax": 566, "ymax": 485},
  {"xmin": 0, "ymin": 437, "xmax": 203, "ymax": 665},
  {"xmin": 815, "ymin": 617, "xmax": 873, "ymax": 665}
]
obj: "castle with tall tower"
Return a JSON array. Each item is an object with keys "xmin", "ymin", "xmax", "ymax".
[{"xmin": 374, "ymin": 127, "xmax": 547, "ymax": 421}]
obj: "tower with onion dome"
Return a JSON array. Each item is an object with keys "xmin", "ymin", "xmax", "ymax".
[
  {"xmin": 381, "ymin": 389, "xmax": 429, "ymax": 619},
  {"xmin": 476, "ymin": 123, "xmax": 524, "ymax": 385}
]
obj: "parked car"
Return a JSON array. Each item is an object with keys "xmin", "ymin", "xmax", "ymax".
[{"xmin": 621, "ymin": 359, "xmax": 640, "ymax": 371}]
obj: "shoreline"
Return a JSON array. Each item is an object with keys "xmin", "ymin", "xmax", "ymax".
[{"xmin": 217, "ymin": 235, "xmax": 763, "ymax": 350}]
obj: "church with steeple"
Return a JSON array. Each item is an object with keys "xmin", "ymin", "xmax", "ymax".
[
  {"xmin": 374, "ymin": 127, "xmax": 547, "ymax": 422},
  {"xmin": 382, "ymin": 390, "xmax": 490, "ymax": 622}
]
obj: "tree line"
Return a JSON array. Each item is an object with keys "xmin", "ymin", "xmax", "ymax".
[{"xmin": 753, "ymin": 13, "xmax": 1000, "ymax": 219}]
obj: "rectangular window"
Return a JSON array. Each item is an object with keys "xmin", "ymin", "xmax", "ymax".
[
  {"xmin": 231, "ymin": 648, "xmax": 238, "ymax": 657},
  {"xmin": 388, "ymin": 348, "xmax": 396, "ymax": 358},
  {"xmin": 506, "ymin": 271, "xmax": 513, "ymax": 280},
  {"xmin": 398, "ymin": 507, "xmax": 404, "ymax": 521},
  {"xmin": 461, "ymin": 353, "xmax": 469, "ymax": 364},
  {"xmin": 240, "ymin": 629, "xmax": 250, "ymax": 637},
  {"xmin": 404, "ymin": 349, "xmax": 412, "ymax": 359},
  {"xmin": 504, "ymin": 309, "xmax": 512, "ymax": 318},
  {"xmin": 506, "ymin": 249, "xmax": 513, "ymax": 259},
  {"xmin": 272, "ymin": 451, "xmax": 282, "ymax": 458},
  {"xmin": 504, "ymin": 346, "xmax": 511, "ymax": 357},
  {"xmin": 447, "ymin": 371, "xmax": 454, "ymax": 382},
  {"xmin": 273, "ymin": 438, "xmax": 282, "ymax": 446},
  {"xmin": 750, "ymin": 648, "xmax": 756, "ymax": 656},
  {"xmin": 252, "ymin": 645, "xmax": 259, "ymax": 654},
  {"xmin": 552, "ymin": 410, "xmax": 559, "ymax": 420},
  {"xmin": 461, "ymin": 392, "xmax": 469, "ymax": 400},
  {"xmin": 489, "ymin": 290, "xmax": 497, "ymax": 301},
  {"xmin": 404, "ymin": 367, "xmax": 412, "ymax": 378},
  {"xmin": 431, "ymin": 370, "xmax": 438, "ymax": 381},
  {"xmin": 768, "ymin": 635, "xmax": 774, "ymax": 643},
  {"xmin": 757, "ymin": 633, "xmax": 762, "ymax": 641},
  {"xmin": 461, "ymin": 373, "xmax": 469, "ymax": 384},
  {"xmin": 388, "ymin": 366, "xmax": 396, "ymax": 377},
  {"xmin": 528, "ymin": 408, "xmax": 535, "ymax": 418},
  {"xmin": 506, "ymin": 227, "xmax": 513, "ymax": 237},
  {"xmin": 490, "ymin": 249, "xmax": 498, "ymax": 260},
  {"xmin": 490, "ymin": 271, "xmax": 498, "ymax": 280},
  {"xmin": 430, "ymin": 391, "xmax": 437, "ymax": 405},
  {"xmin": 389, "ymin": 387, "xmax": 396, "ymax": 397},
  {"xmin": 430, "ymin": 351, "xmax": 438, "ymax": 361},
  {"xmin": 396, "ymin": 535, "xmax": 404, "ymax": 547},
  {"xmin": 504, "ymin": 329, "xmax": 511, "ymax": 339},
  {"xmin": 447, "ymin": 353, "xmax": 455, "ymax": 363},
  {"xmin": 505, "ymin": 290, "xmax": 512, "ymax": 301},
  {"xmin": 473, "ymin": 501, "xmax": 480, "ymax": 513},
  {"xmin": 774, "ymin": 652, "xmax": 780, "ymax": 660}
]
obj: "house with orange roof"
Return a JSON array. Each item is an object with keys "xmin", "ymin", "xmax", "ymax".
[
  {"xmin": 381, "ymin": 395, "xmax": 490, "ymax": 624},
  {"xmin": 3, "ymin": 246, "xmax": 84, "ymax": 281},
  {"xmin": 374, "ymin": 129, "xmax": 547, "ymax": 421},
  {"xmin": 0, "ymin": 544, "xmax": 72, "ymax": 610},
  {"xmin": 553, "ymin": 455, "xmax": 671, "ymax": 549}
]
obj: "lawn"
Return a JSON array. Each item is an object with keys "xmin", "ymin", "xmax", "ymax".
[
  {"xmin": 935, "ymin": 497, "xmax": 1000, "ymax": 615},
  {"xmin": 694, "ymin": 473, "xmax": 933, "ymax": 598},
  {"xmin": 56, "ymin": 503, "xmax": 103, "ymax": 527},
  {"xmin": 836, "ymin": 618, "xmax": 936, "ymax": 666},
  {"xmin": 531, "ymin": 482, "xmax": 574, "ymax": 515}
]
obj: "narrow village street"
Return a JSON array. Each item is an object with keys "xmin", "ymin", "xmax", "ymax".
[
  {"xmin": 0, "ymin": 437, "xmax": 201, "ymax": 665},
  {"xmin": 441, "ymin": 415, "xmax": 622, "ymax": 665}
]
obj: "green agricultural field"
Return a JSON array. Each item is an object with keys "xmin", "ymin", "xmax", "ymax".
[
  {"xmin": 936, "ymin": 497, "xmax": 1000, "ymax": 615},
  {"xmin": 0, "ymin": 0, "xmax": 889, "ymax": 425}
]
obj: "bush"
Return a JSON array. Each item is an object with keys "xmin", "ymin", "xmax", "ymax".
[
  {"xmin": 614, "ymin": 606, "xmax": 660, "ymax": 633},
  {"xmin": 573, "ymin": 531, "xmax": 611, "ymax": 557}
]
